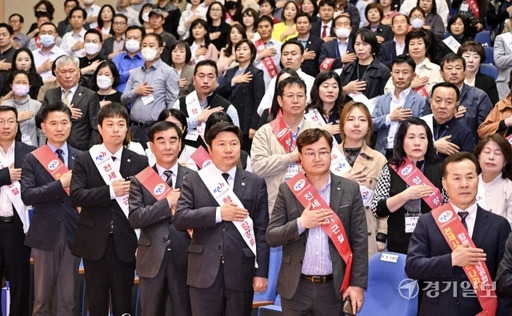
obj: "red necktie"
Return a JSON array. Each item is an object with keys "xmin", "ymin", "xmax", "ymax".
[{"xmin": 322, "ymin": 25, "xmax": 328, "ymax": 38}]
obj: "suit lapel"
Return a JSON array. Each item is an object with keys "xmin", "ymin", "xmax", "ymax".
[
  {"xmin": 14, "ymin": 141, "xmax": 24, "ymax": 168},
  {"xmin": 472, "ymin": 207, "xmax": 491, "ymax": 246},
  {"xmin": 175, "ymin": 164, "xmax": 189, "ymax": 189},
  {"xmin": 67, "ymin": 145, "xmax": 78, "ymax": 170},
  {"xmin": 329, "ymin": 174, "xmax": 343, "ymax": 214},
  {"xmin": 233, "ymin": 168, "xmax": 246, "ymax": 199},
  {"xmin": 120, "ymin": 148, "xmax": 133, "ymax": 178},
  {"xmin": 71, "ymin": 85, "xmax": 84, "ymax": 108}
]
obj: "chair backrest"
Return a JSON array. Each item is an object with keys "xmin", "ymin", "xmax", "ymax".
[
  {"xmin": 357, "ymin": 252, "xmax": 419, "ymax": 316},
  {"xmin": 480, "ymin": 63, "xmax": 499, "ymax": 80},
  {"xmin": 475, "ymin": 31, "xmax": 491, "ymax": 47},
  {"xmin": 484, "ymin": 46, "xmax": 495, "ymax": 65},
  {"xmin": 253, "ymin": 246, "xmax": 282, "ymax": 304}
]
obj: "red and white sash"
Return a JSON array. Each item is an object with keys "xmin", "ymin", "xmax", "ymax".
[
  {"xmin": 198, "ymin": 164, "xmax": 258, "ymax": 267},
  {"xmin": 135, "ymin": 166, "xmax": 172, "ymax": 200},
  {"xmin": 431, "ymin": 204, "xmax": 497, "ymax": 315},
  {"xmin": 0, "ymin": 157, "xmax": 29, "ymax": 233},
  {"xmin": 319, "ymin": 58, "xmax": 335, "ymax": 71},
  {"xmin": 185, "ymin": 91, "xmax": 205, "ymax": 142},
  {"xmin": 269, "ymin": 110, "xmax": 296, "ymax": 153},
  {"xmin": 255, "ymin": 38, "xmax": 279, "ymax": 79},
  {"xmin": 466, "ymin": 0, "xmax": 480, "ymax": 17},
  {"xmin": 190, "ymin": 146, "xmax": 213, "ymax": 169},
  {"xmin": 32, "ymin": 145, "xmax": 70, "ymax": 195},
  {"xmin": 412, "ymin": 74, "xmax": 429, "ymax": 97},
  {"xmin": 390, "ymin": 158, "xmax": 443, "ymax": 209},
  {"xmin": 287, "ymin": 172, "xmax": 353, "ymax": 292}
]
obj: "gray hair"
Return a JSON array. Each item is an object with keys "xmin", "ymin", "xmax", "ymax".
[{"xmin": 55, "ymin": 55, "xmax": 79, "ymax": 69}]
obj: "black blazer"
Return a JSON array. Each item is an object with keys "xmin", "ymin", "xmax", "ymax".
[
  {"xmin": 174, "ymin": 168, "xmax": 269, "ymax": 291},
  {"xmin": 70, "ymin": 148, "xmax": 148, "ymax": 262},
  {"xmin": 21, "ymin": 144, "xmax": 80, "ymax": 251},
  {"xmin": 476, "ymin": 71, "xmax": 500, "ymax": 106},
  {"xmin": 99, "ymin": 36, "xmax": 124, "ymax": 60},
  {"xmin": 319, "ymin": 37, "xmax": 355, "ymax": 70},
  {"xmin": 216, "ymin": 64, "xmax": 265, "ymax": 134},
  {"xmin": 311, "ymin": 20, "xmax": 336, "ymax": 39},
  {"xmin": 379, "ymin": 39, "xmax": 401, "ymax": 69},
  {"xmin": 290, "ymin": 34, "xmax": 323, "ymax": 77},
  {"xmin": 364, "ymin": 23, "xmax": 393, "ymax": 43},
  {"xmin": 41, "ymin": 85, "xmax": 99, "ymax": 151}
]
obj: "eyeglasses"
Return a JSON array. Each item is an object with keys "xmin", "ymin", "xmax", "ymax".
[
  {"xmin": 0, "ymin": 119, "xmax": 17, "ymax": 126},
  {"xmin": 303, "ymin": 151, "xmax": 330, "ymax": 158}
]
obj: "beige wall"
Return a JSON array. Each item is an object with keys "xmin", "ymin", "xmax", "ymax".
[{"xmin": 4, "ymin": 0, "xmax": 116, "ymax": 33}]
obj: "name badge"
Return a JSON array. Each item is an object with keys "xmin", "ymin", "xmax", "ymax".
[
  {"xmin": 405, "ymin": 214, "xmax": 420, "ymax": 233},
  {"xmin": 185, "ymin": 131, "xmax": 199, "ymax": 141},
  {"xmin": 141, "ymin": 93, "xmax": 154, "ymax": 105},
  {"xmin": 285, "ymin": 163, "xmax": 300, "ymax": 179},
  {"xmin": 387, "ymin": 135, "xmax": 394, "ymax": 149}
]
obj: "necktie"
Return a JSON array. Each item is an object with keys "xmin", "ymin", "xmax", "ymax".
[
  {"xmin": 62, "ymin": 90, "xmax": 70, "ymax": 105},
  {"xmin": 322, "ymin": 25, "xmax": 328, "ymax": 38},
  {"xmin": 55, "ymin": 149, "xmax": 65, "ymax": 163},
  {"xmin": 164, "ymin": 170, "xmax": 173, "ymax": 189},
  {"xmin": 222, "ymin": 173, "xmax": 229, "ymax": 182},
  {"xmin": 458, "ymin": 211, "xmax": 469, "ymax": 231}
]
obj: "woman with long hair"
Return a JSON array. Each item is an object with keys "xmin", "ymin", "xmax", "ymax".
[
  {"xmin": 1, "ymin": 48, "xmax": 43, "ymax": 100},
  {"xmin": 170, "ymin": 40, "xmax": 195, "ymax": 97},
  {"xmin": 217, "ymin": 24, "xmax": 247, "ymax": 76},
  {"xmin": 97, "ymin": 4, "xmax": 116, "ymax": 40},
  {"xmin": 241, "ymin": 8, "xmax": 260, "ymax": 41},
  {"xmin": 416, "ymin": 0, "xmax": 444, "ymax": 40},
  {"xmin": 186, "ymin": 18, "xmax": 219, "ymax": 66},
  {"xmin": 271, "ymin": 1, "xmax": 299, "ymax": 42},
  {"xmin": 206, "ymin": 1, "xmax": 230, "ymax": 51}
]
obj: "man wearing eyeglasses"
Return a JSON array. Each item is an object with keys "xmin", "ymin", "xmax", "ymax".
[
  {"xmin": 252, "ymin": 76, "xmax": 314, "ymax": 214},
  {"xmin": 266, "ymin": 128, "xmax": 368, "ymax": 315},
  {"xmin": 40, "ymin": 55, "xmax": 99, "ymax": 151},
  {"xmin": 0, "ymin": 105, "xmax": 36, "ymax": 316}
]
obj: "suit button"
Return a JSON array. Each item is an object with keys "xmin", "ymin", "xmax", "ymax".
[{"xmin": 368, "ymin": 232, "xmax": 372, "ymax": 236}]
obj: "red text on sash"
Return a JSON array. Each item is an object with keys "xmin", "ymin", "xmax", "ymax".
[{"xmin": 32, "ymin": 145, "xmax": 70, "ymax": 195}]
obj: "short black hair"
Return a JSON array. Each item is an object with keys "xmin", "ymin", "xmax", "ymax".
[
  {"xmin": 148, "ymin": 121, "xmax": 182, "ymax": 142},
  {"xmin": 294, "ymin": 11, "xmax": 312, "ymax": 24},
  {"xmin": 235, "ymin": 39, "xmax": 257, "ymax": 63},
  {"xmin": 91, "ymin": 60, "xmax": 120, "ymax": 91},
  {"xmin": 194, "ymin": 60, "xmax": 218, "ymax": 77},
  {"xmin": 440, "ymin": 52, "xmax": 466, "ymax": 71},
  {"xmin": 205, "ymin": 121, "xmax": 242, "ymax": 147},
  {"xmin": 276, "ymin": 76, "xmax": 306, "ymax": 96},
  {"xmin": 430, "ymin": 82, "xmax": 460, "ymax": 102},
  {"xmin": 84, "ymin": 28, "xmax": 102, "ymax": 42},
  {"xmin": 126, "ymin": 25, "xmax": 145, "ymax": 37},
  {"xmin": 8, "ymin": 69, "xmax": 31, "ymax": 85},
  {"xmin": 98, "ymin": 102, "xmax": 129, "ymax": 126},
  {"xmin": 40, "ymin": 101, "xmax": 72, "ymax": 122},
  {"xmin": 0, "ymin": 105, "xmax": 18, "ymax": 120},
  {"xmin": 170, "ymin": 40, "xmax": 192, "ymax": 65},
  {"xmin": 142, "ymin": 32, "xmax": 163, "ymax": 47},
  {"xmin": 391, "ymin": 55, "xmax": 416, "ymax": 72},
  {"xmin": 68, "ymin": 6, "xmax": 87, "ymax": 20},
  {"xmin": 281, "ymin": 39, "xmax": 304, "ymax": 54},
  {"xmin": 9, "ymin": 13, "xmax": 24, "ymax": 23},
  {"xmin": 405, "ymin": 28, "xmax": 431, "ymax": 50},
  {"xmin": 318, "ymin": 0, "xmax": 336, "ymax": 9},
  {"xmin": 390, "ymin": 117, "xmax": 436, "ymax": 169},
  {"xmin": 0, "ymin": 23, "xmax": 14, "ymax": 36},
  {"xmin": 256, "ymin": 15, "xmax": 274, "ymax": 28},
  {"xmin": 441, "ymin": 152, "xmax": 478, "ymax": 178},
  {"xmin": 205, "ymin": 112, "xmax": 233, "ymax": 137},
  {"xmin": 353, "ymin": 28, "xmax": 379, "ymax": 55},
  {"xmin": 297, "ymin": 128, "xmax": 333, "ymax": 152},
  {"xmin": 40, "ymin": 22, "xmax": 57, "ymax": 32}
]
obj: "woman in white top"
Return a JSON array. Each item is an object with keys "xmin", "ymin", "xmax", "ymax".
[
  {"xmin": 474, "ymin": 134, "xmax": 512, "ymax": 228},
  {"xmin": 177, "ymin": 0, "xmax": 208, "ymax": 39}
]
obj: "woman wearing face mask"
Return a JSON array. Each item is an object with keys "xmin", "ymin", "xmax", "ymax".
[
  {"xmin": 96, "ymin": 4, "xmax": 115, "ymax": 40},
  {"xmin": 1, "ymin": 48, "xmax": 43, "ymax": 101},
  {"xmin": 186, "ymin": 19, "xmax": 219, "ymax": 66},
  {"xmin": 139, "ymin": 4, "xmax": 155, "ymax": 35},
  {"xmin": 170, "ymin": 41, "xmax": 195, "ymax": 97},
  {"xmin": 416, "ymin": 0, "xmax": 444, "ymax": 40},
  {"xmin": 91, "ymin": 61, "xmax": 122, "ymax": 108},
  {"xmin": 1, "ymin": 70, "xmax": 43, "ymax": 146}
]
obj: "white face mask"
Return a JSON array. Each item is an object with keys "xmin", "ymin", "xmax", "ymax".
[
  {"xmin": 335, "ymin": 27, "xmax": 351, "ymax": 39},
  {"xmin": 96, "ymin": 75, "xmax": 112, "ymax": 90},
  {"xmin": 12, "ymin": 84, "xmax": 30, "ymax": 97},
  {"xmin": 410, "ymin": 18, "xmax": 425, "ymax": 28},
  {"xmin": 141, "ymin": 47, "xmax": 158, "ymax": 62},
  {"xmin": 84, "ymin": 43, "xmax": 100, "ymax": 55},
  {"xmin": 142, "ymin": 12, "xmax": 150, "ymax": 22},
  {"xmin": 39, "ymin": 34, "xmax": 55, "ymax": 48},
  {"xmin": 125, "ymin": 39, "xmax": 140, "ymax": 53}
]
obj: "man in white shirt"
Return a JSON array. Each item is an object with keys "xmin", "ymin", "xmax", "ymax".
[
  {"xmin": 82, "ymin": 0, "xmax": 101, "ymax": 29},
  {"xmin": 32, "ymin": 22, "xmax": 67, "ymax": 81},
  {"xmin": 60, "ymin": 7, "xmax": 87, "ymax": 57},
  {"xmin": 117, "ymin": 0, "xmax": 141, "ymax": 27}
]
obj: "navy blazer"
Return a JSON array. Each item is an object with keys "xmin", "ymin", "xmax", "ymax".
[
  {"xmin": 174, "ymin": 168, "xmax": 269, "ymax": 291},
  {"xmin": 318, "ymin": 38, "xmax": 355, "ymax": 70},
  {"xmin": 22, "ymin": 144, "xmax": 80, "ymax": 251},
  {"xmin": 290, "ymin": 35, "xmax": 324, "ymax": 77},
  {"xmin": 379, "ymin": 39, "xmax": 403, "ymax": 69},
  {"xmin": 406, "ymin": 206, "xmax": 511, "ymax": 315},
  {"xmin": 311, "ymin": 20, "xmax": 336, "ymax": 39},
  {"xmin": 70, "ymin": 147, "xmax": 148, "ymax": 262}
]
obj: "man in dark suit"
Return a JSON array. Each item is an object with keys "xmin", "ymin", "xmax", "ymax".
[
  {"xmin": 99, "ymin": 13, "xmax": 128, "ymax": 60},
  {"xmin": 41, "ymin": 55, "xmax": 99, "ymax": 151},
  {"xmin": 129, "ymin": 121, "xmax": 193, "ymax": 316},
  {"xmin": 290, "ymin": 12, "xmax": 323, "ymax": 77},
  {"xmin": 379, "ymin": 14, "xmax": 409, "ymax": 69},
  {"xmin": 174, "ymin": 122, "xmax": 269, "ymax": 316},
  {"xmin": 318, "ymin": 15, "xmax": 356, "ymax": 72},
  {"xmin": 311, "ymin": 0, "xmax": 336, "ymax": 40},
  {"xmin": 70, "ymin": 103, "xmax": 148, "ymax": 316},
  {"xmin": 266, "ymin": 128, "xmax": 368, "ymax": 315},
  {"xmin": 0, "ymin": 105, "xmax": 35, "ymax": 316},
  {"xmin": 21, "ymin": 102, "xmax": 80, "ymax": 315},
  {"xmin": 406, "ymin": 152, "xmax": 512, "ymax": 315}
]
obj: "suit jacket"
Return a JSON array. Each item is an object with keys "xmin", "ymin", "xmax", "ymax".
[
  {"xmin": 319, "ymin": 38, "xmax": 354, "ymax": 70},
  {"xmin": 216, "ymin": 64, "xmax": 265, "ymax": 134},
  {"xmin": 406, "ymin": 206, "xmax": 511, "ymax": 315},
  {"xmin": 21, "ymin": 144, "xmax": 80, "ymax": 251},
  {"xmin": 99, "ymin": 36, "xmax": 124, "ymax": 61},
  {"xmin": 0, "ymin": 141, "xmax": 36, "ymax": 233},
  {"xmin": 378, "ymin": 39, "xmax": 402, "ymax": 69},
  {"xmin": 311, "ymin": 20, "xmax": 336, "ymax": 39},
  {"xmin": 475, "ymin": 71, "xmax": 499, "ymax": 107},
  {"xmin": 173, "ymin": 168, "xmax": 269, "ymax": 291},
  {"xmin": 41, "ymin": 85, "xmax": 99, "ymax": 151},
  {"xmin": 495, "ymin": 33, "xmax": 512, "ymax": 100},
  {"xmin": 289, "ymin": 35, "xmax": 323, "ymax": 77},
  {"xmin": 266, "ymin": 173, "xmax": 368, "ymax": 300},
  {"xmin": 372, "ymin": 90, "xmax": 428, "ymax": 155},
  {"xmin": 363, "ymin": 23, "xmax": 393, "ymax": 43},
  {"xmin": 128, "ymin": 164, "xmax": 193, "ymax": 278},
  {"xmin": 70, "ymin": 147, "xmax": 148, "ymax": 262}
]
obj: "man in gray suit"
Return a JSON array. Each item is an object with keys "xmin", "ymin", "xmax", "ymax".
[
  {"xmin": 266, "ymin": 128, "xmax": 368, "ymax": 315},
  {"xmin": 129, "ymin": 121, "xmax": 193, "ymax": 316},
  {"xmin": 40, "ymin": 55, "xmax": 99, "ymax": 151},
  {"xmin": 372, "ymin": 55, "xmax": 428, "ymax": 158},
  {"xmin": 174, "ymin": 122, "xmax": 269, "ymax": 316}
]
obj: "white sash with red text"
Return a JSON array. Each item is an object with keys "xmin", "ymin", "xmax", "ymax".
[
  {"xmin": 431, "ymin": 204, "xmax": 497, "ymax": 315},
  {"xmin": 255, "ymin": 38, "xmax": 279, "ymax": 79},
  {"xmin": 287, "ymin": 172, "xmax": 353, "ymax": 292},
  {"xmin": 390, "ymin": 158, "xmax": 443, "ymax": 209},
  {"xmin": 198, "ymin": 164, "xmax": 258, "ymax": 267},
  {"xmin": 185, "ymin": 91, "xmax": 205, "ymax": 142},
  {"xmin": 0, "ymin": 158, "xmax": 29, "ymax": 233},
  {"xmin": 32, "ymin": 145, "xmax": 70, "ymax": 195},
  {"xmin": 304, "ymin": 108, "xmax": 339, "ymax": 146}
]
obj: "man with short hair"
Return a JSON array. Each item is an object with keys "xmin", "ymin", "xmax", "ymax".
[
  {"xmin": 311, "ymin": 0, "xmax": 336, "ymax": 40},
  {"xmin": 129, "ymin": 121, "xmax": 193, "ymax": 316},
  {"xmin": 318, "ymin": 15, "xmax": 356, "ymax": 72},
  {"xmin": 290, "ymin": 12, "xmax": 323, "ymax": 77},
  {"xmin": 99, "ymin": 13, "xmax": 128, "ymax": 60},
  {"xmin": 112, "ymin": 25, "xmax": 145, "ymax": 93},
  {"xmin": 267, "ymin": 128, "xmax": 368, "ymax": 315},
  {"xmin": 21, "ymin": 102, "xmax": 80, "ymax": 316},
  {"xmin": 79, "ymin": 29, "xmax": 103, "ymax": 87},
  {"xmin": 117, "ymin": 0, "xmax": 141, "ymax": 27},
  {"xmin": 253, "ymin": 16, "xmax": 282, "ymax": 88},
  {"xmin": 439, "ymin": 53, "xmax": 492, "ymax": 141},
  {"xmin": 0, "ymin": 23, "xmax": 16, "ymax": 86},
  {"xmin": 41, "ymin": 55, "xmax": 99, "ymax": 151},
  {"xmin": 379, "ymin": 14, "xmax": 409, "ymax": 69},
  {"xmin": 174, "ymin": 122, "xmax": 269, "ymax": 316},
  {"xmin": 148, "ymin": 8, "xmax": 176, "ymax": 66},
  {"xmin": 406, "ymin": 152, "xmax": 511, "ymax": 315},
  {"xmin": 373, "ymin": 55, "xmax": 428, "ymax": 157},
  {"xmin": 172, "ymin": 60, "xmax": 239, "ymax": 149},
  {"xmin": 121, "ymin": 32, "xmax": 179, "ymax": 146},
  {"xmin": 27, "ymin": 12, "xmax": 55, "ymax": 52},
  {"xmin": 0, "ymin": 105, "xmax": 35, "ymax": 316},
  {"xmin": 257, "ymin": 40, "xmax": 315, "ymax": 116},
  {"xmin": 32, "ymin": 22, "xmax": 67, "ymax": 81},
  {"xmin": 57, "ymin": 0, "xmax": 79, "ymax": 37},
  {"xmin": 8, "ymin": 14, "xmax": 30, "ymax": 49},
  {"xmin": 71, "ymin": 103, "xmax": 148, "ymax": 316},
  {"xmin": 60, "ymin": 6, "xmax": 87, "ymax": 57}
]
